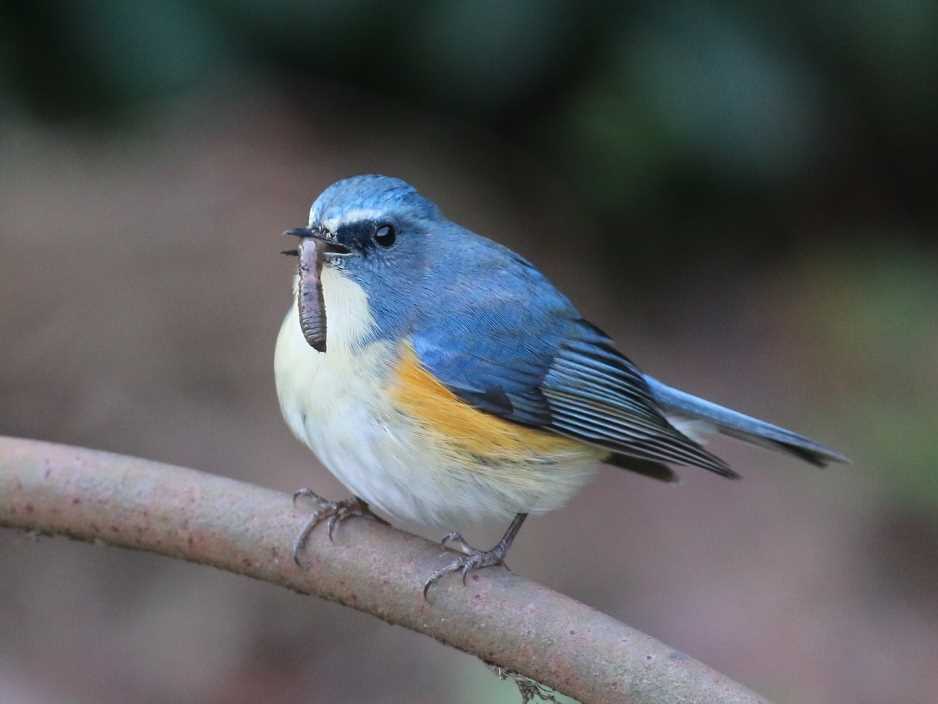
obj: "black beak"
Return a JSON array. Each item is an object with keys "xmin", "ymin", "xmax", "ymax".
[{"xmin": 282, "ymin": 227, "xmax": 351, "ymax": 255}]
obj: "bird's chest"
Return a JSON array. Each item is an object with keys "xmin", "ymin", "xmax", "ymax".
[
  {"xmin": 276, "ymin": 329, "xmax": 391, "ymax": 455},
  {"xmin": 273, "ymin": 269, "xmax": 599, "ymax": 525},
  {"xmin": 274, "ymin": 279, "xmax": 409, "ymax": 512}
]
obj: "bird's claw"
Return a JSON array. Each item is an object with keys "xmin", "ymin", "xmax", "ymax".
[
  {"xmin": 291, "ymin": 490, "xmax": 387, "ymax": 566},
  {"xmin": 422, "ymin": 539, "xmax": 509, "ymax": 600},
  {"xmin": 440, "ymin": 531, "xmax": 474, "ymax": 555},
  {"xmin": 292, "ymin": 487, "xmax": 322, "ymax": 507}
]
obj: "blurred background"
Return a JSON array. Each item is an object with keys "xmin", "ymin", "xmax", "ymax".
[{"xmin": 1, "ymin": 2, "xmax": 936, "ymax": 702}]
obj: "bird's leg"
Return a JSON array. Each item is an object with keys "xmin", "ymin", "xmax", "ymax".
[
  {"xmin": 423, "ymin": 513, "xmax": 528, "ymax": 600},
  {"xmin": 291, "ymin": 489, "xmax": 388, "ymax": 566}
]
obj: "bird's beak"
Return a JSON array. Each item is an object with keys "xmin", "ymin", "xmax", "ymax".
[
  {"xmin": 281, "ymin": 227, "xmax": 349, "ymax": 353},
  {"xmin": 282, "ymin": 227, "xmax": 351, "ymax": 256}
]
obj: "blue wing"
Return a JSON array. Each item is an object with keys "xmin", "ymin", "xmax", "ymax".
[{"xmin": 410, "ymin": 251, "xmax": 735, "ymax": 479}]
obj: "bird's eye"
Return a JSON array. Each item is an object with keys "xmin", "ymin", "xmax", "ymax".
[{"xmin": 374, "ymin": 224, "xmax": 396, "ymax": 247}]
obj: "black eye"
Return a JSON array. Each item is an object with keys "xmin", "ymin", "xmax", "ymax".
[{"xmin": 374, "ymin": 224, "xmax": 396, "ymax": 247}]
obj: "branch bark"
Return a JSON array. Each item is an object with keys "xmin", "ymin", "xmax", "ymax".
[{"xmin": 0, "ymin": 436, "xmax": 768, "ymax": 704}]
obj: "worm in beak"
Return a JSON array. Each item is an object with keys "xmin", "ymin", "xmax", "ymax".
[
  {"xmin": 283, "ymin": 228, "xmax": 350, "ymax": 352},
  {"xmin": 297, "ymin": 239, "xmax": 328, "ymax": 351}
]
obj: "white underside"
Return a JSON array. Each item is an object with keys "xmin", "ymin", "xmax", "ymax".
[{"xmin": 274, "ymin": 266, "xmax": 598, "ymax": 527}]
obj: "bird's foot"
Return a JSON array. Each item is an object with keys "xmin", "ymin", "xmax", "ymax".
[
  {"xmin": 422, "ymin": 533, "xmax": 511, "ymax": 600},
  {"xmin": 291, "ymin": 489, "xmax": 387, "ymax": 566}
]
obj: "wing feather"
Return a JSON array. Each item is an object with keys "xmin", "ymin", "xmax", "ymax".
[
  {"xmin": 412, "ymin": 314, "xmax": 736, "ymax": 477},
  {"xmin": 407, "ymin": 243, "xmax": 734, "ymax": 478}
]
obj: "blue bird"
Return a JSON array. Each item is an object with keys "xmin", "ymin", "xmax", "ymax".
[{"xmin": 274, "ymin": 174, "xmax": 847, "ymax": 595}]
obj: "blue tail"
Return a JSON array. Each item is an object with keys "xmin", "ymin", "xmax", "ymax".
[{"xmin": 644, "ymin": 376, "xmax": 849, "ymax": 467}]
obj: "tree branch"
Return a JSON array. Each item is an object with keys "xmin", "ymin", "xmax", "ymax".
[{"xmin": 0, "ymin": 436, "xmax": 768, "ymax": 704}]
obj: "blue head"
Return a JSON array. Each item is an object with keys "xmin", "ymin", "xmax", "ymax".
[
  {"xmin": 284, "ymin": 175, "xmax": 448, "ymax": 350},
  {"xmin": 310, "ymin": 175, "xmax": 442, "ymax": 288},
  {"xmin": 284, "ymin": 174, "xmax": 571, "ymax": 353},
  {"xmin": 310, "ymin": 174, "xmax": 441, "ymax": 233}
]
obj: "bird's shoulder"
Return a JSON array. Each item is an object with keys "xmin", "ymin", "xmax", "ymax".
[
  {"xmin": 404, "ymin": 227, "xmax": 730, "ymax": 474},
  {"xmin": 421, "ymin": 224, "xmax": 579, "ymax": 335},
  {"xmin": 410, "ymin": 230, "xmax": 648, "ymax": 426}
]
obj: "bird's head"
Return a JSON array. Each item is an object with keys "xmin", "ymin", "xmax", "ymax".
[{"xmin": 283, "ymin": 175, "xmax": 442, "ymax": 352}]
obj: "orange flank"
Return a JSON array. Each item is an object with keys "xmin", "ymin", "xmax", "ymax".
[{"xmin": 389, "ymin": 344, "xmax": 592, "ymax": 462}]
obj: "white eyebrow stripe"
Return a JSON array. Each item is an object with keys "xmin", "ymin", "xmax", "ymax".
[{"xmin": 315, "ymin": 208, "xmax": 387, "ymax": 232}]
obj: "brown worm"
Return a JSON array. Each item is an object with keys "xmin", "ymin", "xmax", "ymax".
[{"xmin": 297, "ymin": 239, "xmax": 328, "ymax": 352}]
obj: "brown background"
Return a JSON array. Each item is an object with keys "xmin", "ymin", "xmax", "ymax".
[{"xmin": 2, "ymin": 3, "xmax": 938, "ymax": 702}]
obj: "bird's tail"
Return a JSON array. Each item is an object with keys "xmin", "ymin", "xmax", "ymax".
[{"xmin": 644, "ymin": 376, "xmax": 849, "ymax": 467}]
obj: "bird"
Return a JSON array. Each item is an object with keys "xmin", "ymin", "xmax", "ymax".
[{"xmin": 274, "ymin": 174, "xmax": 847, "ymax": 597}]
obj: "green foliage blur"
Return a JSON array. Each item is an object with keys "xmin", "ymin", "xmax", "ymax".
[{"xmin": 4, "ymin": 1, "xmax": 937, "ymax": 245}]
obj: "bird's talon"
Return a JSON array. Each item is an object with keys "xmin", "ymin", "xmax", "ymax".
[
  {"xmin": 422, "ymin": 547, "xmax": 505, "ymax": 600},
  {"xmin": 327, "ymin": 512, "xmax": 342, "ymax": 543},
  {"xmin": 440, "ymin": 531, "xmax": 467, "ymax": 551},
  {"xmin": 291, "ymin": 495, "xmax": 385, "ymax": 566},
  {"xmin": 440, "ymin": 531, "xmax": 475, "ymax": 555},
  {"xmin": 421, "ymin": 575, "xmax": 436, "ymax": 601},
  {"xmin": 461, "ymin": 559, "xmax": 475, "ymax": 585},
  {"xmin": 422, "ymin": 514, "xmax": 527, "ymax": 601},
  {"xmin": 292, "ymin": 487, "xmax": 324, "ymax": 508}
]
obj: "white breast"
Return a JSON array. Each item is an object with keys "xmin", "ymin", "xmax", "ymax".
[{"xmin": 274, "ymin": 266, "xmax": 598, "ymax": 526}]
